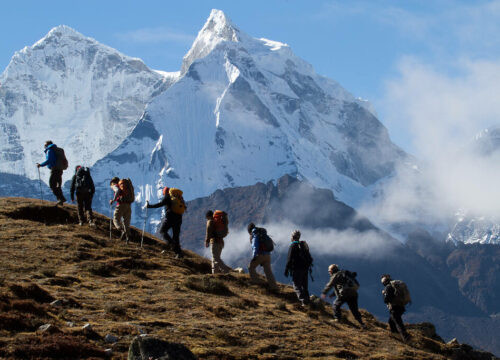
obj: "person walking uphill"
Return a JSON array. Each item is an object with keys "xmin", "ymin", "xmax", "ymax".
[
  {"xmin": 109, "ymin": 177, "xmax": 134, "ymax": 242},
  {"xmin": 284, "ymin": 230, "xmax": 313, "ymax": 306},
  {"xmin": 205, "ymin": 210, "xmax": 232, "ymax": 274},
  {"xmin": 147, "ymin": 187, "xmax": 186, "ymax": 259},
  {"xmin": 247, "ymin": 223, "xmax": 278, "ymax": 291},
  {"xmin": 381, "ymin": 274, "xmax": 411, "ymax": 342},
  {"xmin": 36, "ymin": 140, "xmax": 68, "ymax": 205},
  {"xmin": 70, "ymin": 166, "xmax": 95, "ymax": 227},
  {"xmin": 321, "ymin": 264, "xmax": 366, "ymax": 328}
]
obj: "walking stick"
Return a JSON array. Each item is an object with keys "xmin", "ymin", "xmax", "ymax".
[
  {"xmin": 37, "ymin": 167, "xmax": 44, "ymax": 202},
  {"xmin": 141, "ymin": 205, "xmax": 148, "ymax": 248},
  {"xmin": 109, "ymin": 204, "xmax": 112, "ymax": 241}
]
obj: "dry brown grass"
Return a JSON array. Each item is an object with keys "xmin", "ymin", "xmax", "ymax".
[{"xmin": 0, "ymin": 197, "xmax": 489, "ymax": 359}]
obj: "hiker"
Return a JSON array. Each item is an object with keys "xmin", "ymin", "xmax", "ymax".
[
  {"xmin": 205, "ymin": 210, "xmax": 232, "ymax": 274},
  {"xmin": 70, "ymin": 165, "xmax": 95, "ymax": 227},
  {"xmin": 36, "ymin": 140, "xmax": 68, "ymax": 205},
  {"xmin": 320, "ymin": 264, "xmax": 366, "ymax": 328},
  {"xmin": 247, "ymin": 223, "xmax": 278, "ymax": 291},
  {"xmin": 284, "ymin": 230, "xmax": 313, "ymax": 306},
  {"xmin": 109, "ymin": 177, "xmax": 133, "ymax": 242},
  {"xmin": 381, "ymin": 274, "xmax": 411, "ymax": 342},
  {"xmin": 147, "ymin": 187, "xmax": 186, "ymax": 258}
]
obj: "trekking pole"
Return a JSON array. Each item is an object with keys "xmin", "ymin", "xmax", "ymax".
[
  {"xmin": 37, "ymin": 167, "xmax": 44, "ymax": 202},
  {"xmin": 109, "ymin": 204, "xmax": 112, "ymax": 241},
  {"xmin": 141, "ymin": 205, "xmax": 148, "ymax": 248}
]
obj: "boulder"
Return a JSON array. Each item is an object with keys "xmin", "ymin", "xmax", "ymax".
[{"xmin": 128, "ymin": 335, "xmax": 196, "ymax": 360}]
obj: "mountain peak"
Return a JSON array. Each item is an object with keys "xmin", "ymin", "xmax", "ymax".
[{"xmin": 181, "ymin": 9, "xmax": 245, "ymax": 74}]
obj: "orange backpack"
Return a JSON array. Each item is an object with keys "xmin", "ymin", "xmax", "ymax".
[{"xmin": 213, "ymin": 210, "xmax": 229, "ymax": 238}]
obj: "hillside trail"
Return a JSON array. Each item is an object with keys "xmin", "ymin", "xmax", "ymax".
[{"xmin": 0, "ymin": 197, "xmax": 496, "ymax": 360}]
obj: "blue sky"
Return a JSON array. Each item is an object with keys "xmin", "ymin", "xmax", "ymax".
[{"xmin": 3, "ymin": 0, "xmax": 500, "ymax": 154}]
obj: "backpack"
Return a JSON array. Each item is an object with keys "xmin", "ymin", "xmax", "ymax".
[
  {"xmin": 297, "ymin": 241, "xmax": 313, "ymax": 269},
  {"xmin": 390, "ymin": 280, "xmax": 412, "ymax": 306},
  {"xmin": 118, "ymin": 178, "xmax": 135, "ymax": 204},
  {"xmin": 168, "ymin": 188, "xmax": 186, "ymax": 215},
  {"xmin": 255, "ymin": 227, "xmax": 274, "ymax": 252},
  {"xmin": 336, "ymin": 270, "xmax": 359, "ymax": 298},
  {"xmin": 75, "ymin": 167, "xmax": 92, "ymax": 192},
  {"xmin": 213, "ymin": 210, "xmax": 229, "ymax": 238},
  {"xmin": 53, "ymin": 147, "xmax": 68, "ymax": 170}
]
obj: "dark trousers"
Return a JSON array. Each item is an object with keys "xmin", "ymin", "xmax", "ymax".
[
  {"xmin": 292, "ymin": 268, "xmax": 310, "ymax": 305},
  {"xmin": 76, "ymin": 191, "xmax": 94, "ymax": 223},
  {"xmin": 49, "ymin": 169, "xmax": 65, "ymax": 201},
  {"xmin": 160, "ymin": 216, "xmax": 182, "ymax": 254},
  {"xmin": 333, "ymin": 294, "xmax": 364, "ymax": 324},
  {"xmin": 389, "ymin": 305, "xmax": 408, "ymax": 338}
]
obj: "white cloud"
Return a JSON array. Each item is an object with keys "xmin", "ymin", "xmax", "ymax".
[
  {"xmin": 363, "ymin": 56, "xmax": 500, "ymax": 231},
  {"xmin": 115, "ymin": 27, "xmax": 195, "ymax": 44},
  {"xmin": 207, "ymin": 222, "xmax": 397, "ymax": 268}
]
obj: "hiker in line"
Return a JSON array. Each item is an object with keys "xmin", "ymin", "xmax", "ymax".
[
  {"xmin": 321, "ymin": 264, "xmax": 366, "ymax": 328},
  {"xmin": 36, "ymin": 140, "xmax": 67, "ymax": 205},
  {"xmin": 70, "ymin": 165, "xmax": 95, "ymax": 227},
  {"xmin": 381, "ymin": 274, "xmax": 411, "ymax": 342},
  {"xmin": 147, "ymin": 187, "xmax": 186, "ymax": 259},
  {"xmin": 247, "ymin": 223, "xmax": 278, "ymax": 291},
  {"xmin": 109, "ymin": 177, "xmax": 132, "ymax": 242},
  {"xmin": 205, "ymin": 210, "xmax": 232, "ymax": 274},
  {"xmin": 284, "ymin": 230, "xmax": 313, "ymax": 306}
]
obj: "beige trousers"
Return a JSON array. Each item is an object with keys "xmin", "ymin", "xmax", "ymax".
[
  {"xmin": 248, "ymin": 254, "xmax": 277, "ymax": 290},
  {"xmin": 113, "ymin": 203, "xmax": 131, "ymax": 236},
  {"xmin": 210, "ymin": 240, "xmax": 232, "ymax": 274}
]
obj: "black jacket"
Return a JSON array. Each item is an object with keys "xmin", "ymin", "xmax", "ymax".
[
  {"xmin": 70, "ymin": 171, "xmax": 95, "ymax": 201},
  {"xmin": 148, "ymin": 196, "xmax": 182, "ymax": 221}
]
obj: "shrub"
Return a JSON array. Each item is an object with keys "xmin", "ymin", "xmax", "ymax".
[
  {"xmin": 83, "ymin": 262, "xmax": 115, "ymax": 277},
  {"xmin": 9, "ymin": 283, "xmax": 54, "ymax": 303},
  {"xmin": 104, "ymin": 302, "xmax": 127, "ymax": 316},
  {"xmin": 184, "ymin": 275, "xmax": 232, "ymax": 296}
]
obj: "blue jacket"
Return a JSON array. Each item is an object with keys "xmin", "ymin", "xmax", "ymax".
[
  {"xmin": 251, "ymin": 227, "xmax": 270, "ymax": 258},
  {"xmin": 39, "ymin": 144, "xmax": 57, "ymax": 169}
]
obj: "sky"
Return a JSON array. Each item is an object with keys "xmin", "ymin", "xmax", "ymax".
[{"xmin": 2, "ymin": 0, "xmax": 500, "ymax": 154}]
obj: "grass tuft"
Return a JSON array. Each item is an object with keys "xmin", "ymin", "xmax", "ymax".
[{"xmin": 184, "ymin": 275, "xmax": 233, "ymax": 296}]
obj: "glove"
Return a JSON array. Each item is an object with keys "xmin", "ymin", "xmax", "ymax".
[
  {"xmin": 284, "ymin": 269, "xmax": 289, "ymax": 278},
  {"xmin": 146, "ymin": 201, "xmax": 150, "ymax": 208},
  {"xmin": 109, "ymin": 199, "xmax": 113, "ymax": 205}
]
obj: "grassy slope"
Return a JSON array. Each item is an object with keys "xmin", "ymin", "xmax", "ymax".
[{"xmin": 0, "ymin": 197, "xmax": 492, "ymax": 360}]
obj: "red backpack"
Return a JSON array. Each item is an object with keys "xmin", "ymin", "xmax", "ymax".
[{"xmin": 213, "ymin": 210, "xmax": 229, "ymax": 238}]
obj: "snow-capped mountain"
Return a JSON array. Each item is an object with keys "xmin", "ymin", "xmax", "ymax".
[
  {"xmin": 0, "ymin": 25, "xmax": 176, "ymax": 183},
  {"xmin": 90, "ymin": 9, "xmax": 407, "ymax": 226}
]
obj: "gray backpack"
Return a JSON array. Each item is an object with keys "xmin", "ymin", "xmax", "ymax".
[{"xmin": 390, "ymin": 280, "xmax": 412, "ymax": 306}]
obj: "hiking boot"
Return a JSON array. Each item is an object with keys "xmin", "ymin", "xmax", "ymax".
[
  {"xmin": 119, "ymin": 231, "xmax": 126, "ymax": 241},
  {"xmin": 78, "ymin": 221, "xmax": 83, "ymax": 226},
  {"xmin": 89, "ymin": 221, "xmax": 96, "ymax": 228},
  {"xmin": 56, "ymin": 200, "xmax": 64, "ymax": 206}
]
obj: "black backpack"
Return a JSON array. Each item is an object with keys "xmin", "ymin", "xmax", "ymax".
[
  {"xmin": 53, "ymin": 147, "xmax": 69, "ymax": 170},
  {"xmin": 256, "ymin": 228, "xmax": 274, "ymax": 252},
  {"xmin": 75, "ymin": 167, "xmax": 92, "ymax": 193}
]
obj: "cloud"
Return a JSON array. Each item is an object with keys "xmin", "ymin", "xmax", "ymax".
[
  {"xmin": 115, "ymin": 27, "xmax": 195, "ymax": 45},
  {"xmin": 205, "ymin": 222, "xmax": 397, "ymax": 267},
  {"xmin": 362, "ymin": 56, "xmax": 500, "ymax": 233}
]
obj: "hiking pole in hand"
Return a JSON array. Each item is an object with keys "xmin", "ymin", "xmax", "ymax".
[
  {"xmin": 37, "ymin": 167, "xmax": 44, "ymax": 202},
  {"xmin": 109, "ymin": 204, "xmax": 112, "ymax": 241},
  {"xmin": 141, "ymin": 203, "xmax": 148, "ymax": 248}
]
